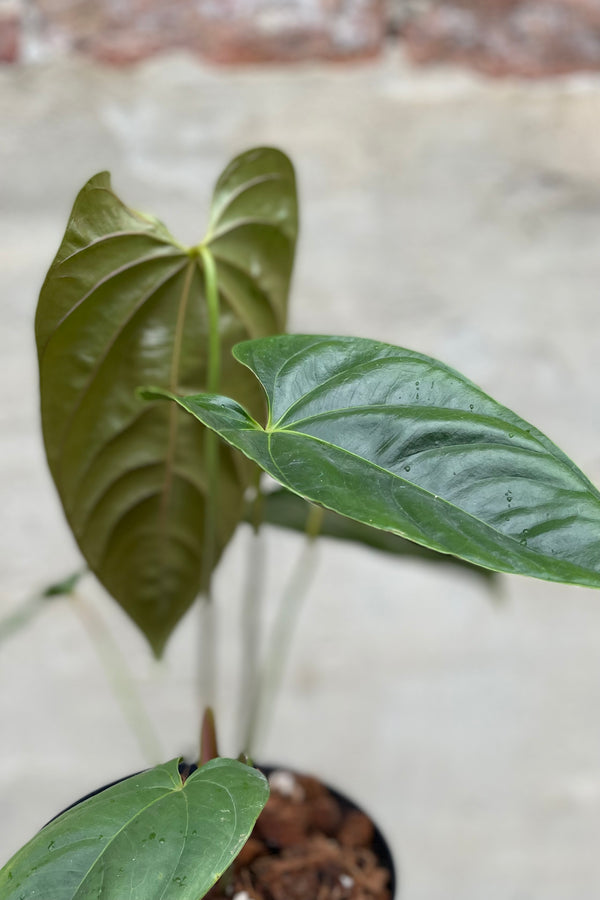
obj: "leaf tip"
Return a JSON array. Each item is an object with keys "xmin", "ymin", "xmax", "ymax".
[{"xmin": 137, "ymin": 385, "xmax": 175, "ymax": 404}]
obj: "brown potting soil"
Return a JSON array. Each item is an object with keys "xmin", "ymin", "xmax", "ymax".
[{"xmin": 206, "ymin": 769, "xmax": 393, "ymax": 900}]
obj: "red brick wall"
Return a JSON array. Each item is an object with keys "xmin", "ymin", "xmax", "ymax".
[
  {"xmin": 0, "ymin": 2, "xmax": 19, "ymax": 62},
  {"xmin": 404, "ymin": 0, "xmax": 600, "ymax": 77},
  {"xmin": 22, "ymin": 0, "xmax": 386, "ymax": 65},
  {"xmin": 3, "ymin": 0, "xmax": 600, "ymax": 75}
]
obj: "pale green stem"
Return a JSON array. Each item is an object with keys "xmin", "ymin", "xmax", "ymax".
[
  {"xmin": 0, "ymin": 593, "xmax": 47, "ymax": 645},
  {"xmin": 197, "ymin": 245, "xmax": 221, "ymax": 718},
  {"xmin": 70, "ymin": 590, "xmax": 163, "ymax": 766},
  {"xmin": 237, "ymin": 483, "xmax": 266, "ymax": 749},
  {"xmin": 0, "ymin": 569, "xmax": 86, "ymax": 646},
  {"xmin": 198, "ymin": 597, "xmax": 217, "ymax": 715},
  {"xmin": 244, "ymin": 504, "xmax": 323, "ymax": 757},
  {"xmin": 199, "ymin": 246, "xmax": 221, "ymax": 397}
]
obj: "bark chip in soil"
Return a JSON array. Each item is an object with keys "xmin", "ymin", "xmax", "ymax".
[{"xmin": 207, "ymin": 768, "xmax": 393, "ymax": 900}]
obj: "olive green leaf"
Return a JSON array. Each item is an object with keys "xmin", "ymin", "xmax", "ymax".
[
  {"xmin": 257, "ymin": 488, "xmax": 498, "ymax": 585},
  {"xmin": 144, "ymin": 334, "xmax": 600, "ymax": 588},
  {"xmin": 0, "ymin": 758, "xmax": 269, "ymax": 900},
  {"xmin": 36, "ymin": 148, "xmax": 297, "ymax": 655}
]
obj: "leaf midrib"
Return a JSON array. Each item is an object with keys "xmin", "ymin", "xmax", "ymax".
[
  {"xmin": 156, "ymin": 790, "xmax": 189, "ymax": 900},
  {"xmin": 271, "ymin": 405, "xmax": 596, "ymax": 496},
  {"xmin": 158, "ymin": 259, "xmax": 199, "ymax": 602},
  {"xmin": 70, "ymin": 782, "xmax": 182, "ymax": 899},
  {"xmin": 263, "ymin": 428, "xmax": 599, "ymax": 576}
]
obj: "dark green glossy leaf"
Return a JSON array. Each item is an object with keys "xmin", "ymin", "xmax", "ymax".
[
  {"xmin": 257, "ymin": 488, "xmax": 497, "ymax": 584},
  {"xmin": 36, "ymin": 148, "xmax": 297, "ymax": 654},
  {"xmin": 145, "ymin": 334, "xmax": 600, "ymax": 588},
  {"xmin": 0, "ymin": 758, "xmax": 269, "ymax": 900}
]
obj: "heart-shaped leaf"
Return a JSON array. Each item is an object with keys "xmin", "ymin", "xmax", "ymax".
[
  {"xmin": 0, "ymin": 758, "xmax": 269, "ymax": 900},
  {"xmin": 145, "ymin": 334, "xmax": 600, "ymax": 588},
  {"xmin": 257, "ymin": 488, "xmax": 498, "ymax": 585},
  {"xmin": 36, "ymin": 148, "xmax": 298, "ymax": 655}
]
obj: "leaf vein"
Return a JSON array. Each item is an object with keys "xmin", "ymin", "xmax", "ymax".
[
  {"xmin": 70, "ymin": 784, "xmax": 178, "ymax": 898},
  {"xmin": 209, "ymin": 172, "xmax": 285, "ymax": 231},
  {"xmin": 208, "ymin": 217, "xmax": 292, "ymax": 243},
  {"xmin": 56, "ymin": 230, "xmax": 179, "ymax": 268},
  {"xmin": 269, "ymin": 429, "xmax": 600, "ymax": 572},
  {"xmin": 54, "ymin": 260, "xmax": 189, "ymax": 473}
]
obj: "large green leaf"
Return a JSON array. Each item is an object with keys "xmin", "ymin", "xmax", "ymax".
[
  {"xmin": 257, "ymin": 488, "xmax": 498, "ymax": 585},
  {"xmin": 144, "ymin": 334, "xmax": 600, "ymax": 588},
  {"xmin": 36, "ymin": 148, "xmax": 298, "ymax": 655},
  {"xmin": 0, "ymin": 757, "xmax": 268, "ymax": 900}
]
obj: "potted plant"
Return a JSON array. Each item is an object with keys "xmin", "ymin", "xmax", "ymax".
[{"xmin": 1, "ymin": 147, "xmax": 599, "ymax": 899}]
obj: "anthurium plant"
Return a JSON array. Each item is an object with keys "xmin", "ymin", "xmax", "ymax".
[
  {"xmin": 2, "ymin": 147, "xmax": 599, "ymax": 900},
  {"xmin": 149, "ymin": 333, "xmax": 600, "ymax": 589}
]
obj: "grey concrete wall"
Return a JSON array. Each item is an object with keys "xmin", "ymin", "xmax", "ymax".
[{"xmin": 1, "ymin": 51, "xmax": 600, "ymax": 898}]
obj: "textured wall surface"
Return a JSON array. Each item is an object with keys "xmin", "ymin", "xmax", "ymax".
[
  {"xmin": 405, "ymin": 0, "xmax": 600, "ymax": 77},
  {"xmin": 2, "ymin": 51, "xmax": 600, "ymax": 899},
  {"xmin": 3, "ymin": 0, "xmax": 600, "ymax": 74},
  {"xmin": 9, "ymin": 0, "xmax": 386, "ymax": 64}
]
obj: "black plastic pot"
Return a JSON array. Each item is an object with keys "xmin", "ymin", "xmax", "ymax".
[{"xmin": 48, "ymin": 761, "xmax": 397, "ymax": 896}]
